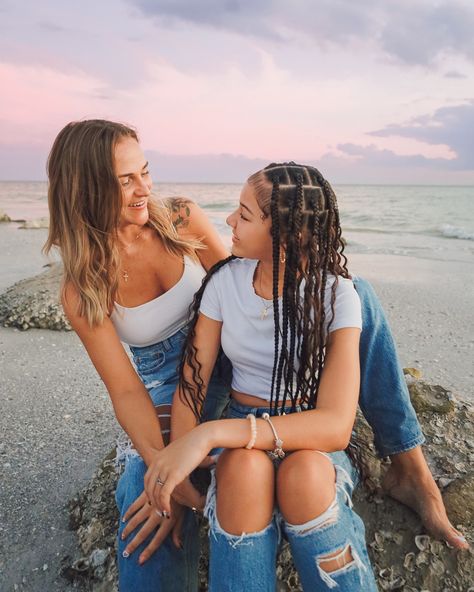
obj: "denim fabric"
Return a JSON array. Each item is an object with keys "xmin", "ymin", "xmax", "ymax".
[
  {"xmin": 353, "ymin": 277, "xmax": 425, "ymax": 457},
  {"xmin": 205, "ymin": 400, "xmax": 377, "ymax": 592},
  {"xmin": 116, "ymin": 328, "xmax": 231, "ymax": 592}
]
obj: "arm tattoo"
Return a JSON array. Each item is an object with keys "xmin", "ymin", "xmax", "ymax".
[{"xmin": 169, "ymin": 198, "xmax": 192, "ymax": 231}]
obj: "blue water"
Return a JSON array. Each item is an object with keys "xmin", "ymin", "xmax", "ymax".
[{"xmin": 1, "ymin": 182, "xmax": 473, "ymax": 263}]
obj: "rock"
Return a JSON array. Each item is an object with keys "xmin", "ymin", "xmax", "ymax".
[
  {"xmin": 0, "ymin": 209, "xmax": 11, "ymax": 222},
  {"xmin": 404, "ymin": 367, "xmax": 423, "ymax": 380},
  {"xmin": 443, "ymin": 476, "xmax": 474, "ymax": 527},
  {"xmin": 408, "ymin": 382, "xmax": 456, "ymax": 415},
  {"xmin": 0, "ymin": 263, "xmax": 71, "ymax": 331},
  {"xmin": 62, "ymin": 380, "xmax": 474, "ymax": 591}
]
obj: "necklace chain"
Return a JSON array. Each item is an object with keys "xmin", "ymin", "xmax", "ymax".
[
  {"xmin": 255, "ymin": 262, "xmax": 273, "ymax": 320},
  {"xmin": 120, "ymin": 230, "xmax": 143, "ymax": 283}
]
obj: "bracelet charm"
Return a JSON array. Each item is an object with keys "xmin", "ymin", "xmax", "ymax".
[{"xmin": 262, "ymin": 412, "xmax": 285, "ymax": 459}]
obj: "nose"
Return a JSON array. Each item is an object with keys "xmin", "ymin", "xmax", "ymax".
[
  {"xmin": 135, "ymin": 175, "xmax": 151, "ymax": 196},
  {"xmin": 226, "ymin": 209, "xmax": 237, "ymax": 228}
]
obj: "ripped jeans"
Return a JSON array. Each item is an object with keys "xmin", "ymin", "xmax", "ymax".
[
  {"xmin": 204, "ymin": 400, "xmax": 378, "ymax": 592},
  {"xmin": 115, "ymin": 327, "xmax": 230, "ymax": 592}
]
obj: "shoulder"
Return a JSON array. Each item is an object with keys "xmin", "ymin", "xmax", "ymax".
[
  {"xmin": 163, "ymin": 197, "xmax": 211, "ymax": 238},
  {"xmin": 202, "ymin": 258, "xmax": 250, "ymax": 300},
  {"xmin": 210, "ymin": 257, "xmax": 251, "ymax": 282}
]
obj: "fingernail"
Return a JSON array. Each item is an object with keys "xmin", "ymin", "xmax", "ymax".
[
  {"xmin": 455, "ymin": 535, "xmax": 467, "ymax": 543},
  {"xmin": 121, "ymin": 533, "xmax": 125, "ymax": 540},
  {"xmin": 122, "ymin": 550, "xmax": 130, "ymax": 558}
]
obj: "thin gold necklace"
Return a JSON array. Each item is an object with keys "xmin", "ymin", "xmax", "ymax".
[
  {"xmin": 255, "ymin": 262, "xmax": 273, "ymax": 320},
  {"xmin": 119, "ymin": 230, "xmax": 143, "ymax": 283}
]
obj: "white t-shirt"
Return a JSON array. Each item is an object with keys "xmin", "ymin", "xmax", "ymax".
[{"xmin": 199, "ymin": 258, "xmax": 361, "ymax": 401}]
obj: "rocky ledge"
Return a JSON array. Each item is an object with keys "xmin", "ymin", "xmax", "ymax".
[
  {"xmin": 63, "ymin": 377, "xmax": 473, "ymax": 591},
  {"xmin": 0, "ymin": 263, "xmax": 70, "ymax": 331}
]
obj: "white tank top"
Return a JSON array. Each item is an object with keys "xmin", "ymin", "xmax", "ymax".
[{"xmin": 111, "ymin": 256, "xmax": 205, "ymax": 347}]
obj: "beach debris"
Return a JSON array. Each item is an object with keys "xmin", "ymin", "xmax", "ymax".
[
  {"xmin": 415, "ymin": 535, "xmax": 431, "ymax": 551},
  {"xmin": 0, "ymin": 209, "xmax": 11, "ymax": 222},
  {"xmin": 404, "ymin": 552, "xmax": 416, "ymax": 572},
  {"xmin": 404, "ymin": 367, "xmax": 423, "ymax": 379}
]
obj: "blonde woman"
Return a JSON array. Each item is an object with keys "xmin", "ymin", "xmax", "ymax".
[{"xmin": 45, "ymin": 119, "xmax": 230, "ymax": 591}]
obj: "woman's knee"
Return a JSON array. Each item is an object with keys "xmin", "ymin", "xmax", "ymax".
[
  {"xmin": 214, "ymin": 449, "xmax": 275, "ymax": 534},
  {"xmin": 277, "ymin": 451, "xmax": 335, "ymax": 524}
]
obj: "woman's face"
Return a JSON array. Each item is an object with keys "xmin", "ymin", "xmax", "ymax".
[
  {"xmin": 114, "ymin": 137, "xmax": 152, "ymax": 227},
  {"xmin": 226, "ymin": 182, "xmax": 272, "ymax": 260}
]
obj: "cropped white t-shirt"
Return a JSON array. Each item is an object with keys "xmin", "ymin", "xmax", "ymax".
[
  {"xmin": 111, "ymin": 256, "xmax": 205, "ymax": 347},
  {"xmin": 199, "ymin": 258, "xmax": 362, "ymax": 401}
]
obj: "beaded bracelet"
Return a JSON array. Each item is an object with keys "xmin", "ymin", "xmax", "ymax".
[
  {"xmin": 262, "ymin": 413, "xmax": 285, "ymax": 459},
  {"xmin": 245, "ymin": 413, "xmax": 257, "ymax": 449}
]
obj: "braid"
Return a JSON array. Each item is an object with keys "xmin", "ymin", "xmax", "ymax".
[
  {"xmin": 178, "ymin": 255, "xmax": 236, "ymax": 420},
  {"xmin": 283, "ymin": 173, "xmax": 304, "ymax": 411},
  {"xmin": 269, "ymin": 178, "xmax": 281, "ymax": 414}
]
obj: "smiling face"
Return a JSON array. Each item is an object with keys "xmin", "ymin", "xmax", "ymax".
[
  {"xmin": 114, "ymin": 136, "xmax": 152, "ymax": 228},
  {"xmin": 226, "ymin": 182, "xmax": 273, "ymax": 260}
]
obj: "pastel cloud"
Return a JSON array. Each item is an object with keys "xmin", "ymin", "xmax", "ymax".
[
  {"xmin": 130, "ymin": 0, "xmax": 474, "ymax": 66},
  {"xmin": 0, "ymin": 0, "xmax": 473, "ymax": 182}
]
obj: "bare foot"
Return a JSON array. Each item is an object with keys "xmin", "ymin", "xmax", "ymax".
[{"xmin": 382, "ymin": 463, "xmax": 469, "ymax": 550}]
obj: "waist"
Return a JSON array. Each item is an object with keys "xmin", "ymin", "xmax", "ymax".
[{"xmin": 231, "ymin": 389, "xmax": 303, "ymax": 408}]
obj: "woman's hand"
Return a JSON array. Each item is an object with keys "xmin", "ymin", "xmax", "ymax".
[
  {"xmin": 172, "ymin": 477, "xmax": 206, "ymax": 511},
  {"xmin": 121, "ymin": 492, "xmax": 185, "ymax": 564},
  {"xmin": 144, "ymin": 424, "xmax": 212, "ymax": 515}
]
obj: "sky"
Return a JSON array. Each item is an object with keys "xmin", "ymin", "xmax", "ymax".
[{"xmin": 0, "ymin": 0, "xmax": 473, "ymax": 183}]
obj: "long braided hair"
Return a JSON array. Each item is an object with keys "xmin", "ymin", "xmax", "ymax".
[{"xmin": 179, "ymin": 163, "xmax": 365, "ymax": 473}]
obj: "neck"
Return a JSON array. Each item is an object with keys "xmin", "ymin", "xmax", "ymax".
[
  {"xmin": 256, "ymin": 258, "xmax": 285, "ymax": 297},
  {"xmin": 117, "ymin": 223, "xmax": 145, "ymax": 247}
]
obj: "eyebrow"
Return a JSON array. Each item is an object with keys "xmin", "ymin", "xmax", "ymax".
[
  {"xmin": 118, "ymin": 161, "xmax": 149, "ymax": 178},
  {"xmin": 240, "ymin": 202, "xmax": 254, "ymax": 215}
]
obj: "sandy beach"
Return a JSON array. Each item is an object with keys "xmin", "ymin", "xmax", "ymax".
[{"xmin": 0, "ymin": 223, "xmax": 473, "ymax": 591}]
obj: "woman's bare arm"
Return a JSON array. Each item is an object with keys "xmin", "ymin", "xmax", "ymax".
[
  {"xmin": 170, "ymin": 313, "xmax": 223, "ymax": 442},
  {"xmin": 168, "ymin": 198, "xmax": 230, "ymax": 270},
  {"xmin": 62, "ymin": 283, "xmax": 164, "ymax": 466}
]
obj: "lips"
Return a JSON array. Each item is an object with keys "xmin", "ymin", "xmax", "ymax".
[
  {"xmin": 232, "ymin": 233, "xmax": 239, "ymax": 242},
  {"xmin": 129, "ymin": 200, "xmax": 146, "ymax": 208}
]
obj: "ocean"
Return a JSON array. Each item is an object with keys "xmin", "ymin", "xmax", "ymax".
[{"xmin": 1, "ymin": 181, "xmax": 473, "ymax": 265}]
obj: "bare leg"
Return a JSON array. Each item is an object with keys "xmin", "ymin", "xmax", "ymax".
[
  {"xmin": 216, "ymin": 448, "xmax": 275, "ymax": 534},
  {"xmin": 384, "ymin": 447, "xmax": 469, "ymax": 549}
]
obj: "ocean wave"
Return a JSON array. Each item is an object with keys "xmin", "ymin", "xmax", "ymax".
[{"xmin": 438, "ymin": 224, "xmax": 474, "ymax": 241}]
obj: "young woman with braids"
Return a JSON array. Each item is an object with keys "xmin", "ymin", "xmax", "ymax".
[
  {"xmin": 46, "ymin": 121, "xmax": 467, "ymax": 590},
  {"xmin": 141, "ymin": 163, "xmax": 469, "ymax": 588},
  {"xmin": 140, "ymin": 163, "xmax": 379, "ymax": 590}
]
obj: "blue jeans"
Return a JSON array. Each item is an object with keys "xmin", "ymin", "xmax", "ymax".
[
  {"xmin": 353, "ymin": 277, "xmax": 425, "ymax": 456},
  {"xmin": 115, "ymin": 328, "xmax": 230, "ymax": 592},
  {"xmin": 204, "ymin": 401, "xmax": 378, "ymax": 592}
]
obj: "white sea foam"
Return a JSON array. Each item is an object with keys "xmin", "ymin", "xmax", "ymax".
[{"xmin": 439, "ymin": 224, "xmax": 474, "ymax": 241}]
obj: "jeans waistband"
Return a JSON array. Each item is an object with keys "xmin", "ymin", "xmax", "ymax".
[
  {"xmin": 229, "ymin": 398, "xmax": 302, "ymax": 418},
  {"xmin": 129, "ymin": 327, "xmax": 188, "ymax": 357}
]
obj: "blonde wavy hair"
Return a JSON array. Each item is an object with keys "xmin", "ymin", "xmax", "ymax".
[{"xmin": 44, "ymin": 119, "xmax": 202, "ymax": 326}]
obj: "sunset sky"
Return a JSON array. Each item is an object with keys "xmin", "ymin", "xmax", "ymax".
[{"xmin": 1, "ymin": 0, "xmax": 473, "ymax": 183}]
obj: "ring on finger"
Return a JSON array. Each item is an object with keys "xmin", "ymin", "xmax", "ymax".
[{"xmin": 156, "ymin": 477, "xmax": 166, "ymax": 487}]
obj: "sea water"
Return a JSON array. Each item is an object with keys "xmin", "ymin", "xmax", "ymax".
[{"xmin": 0, "ymin": 181, "xmax": 473, "ymax": 264}]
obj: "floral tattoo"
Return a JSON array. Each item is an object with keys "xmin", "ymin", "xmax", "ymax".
[{"xmin": 169, "ymin": 198, "xmax": 192, "ymax": 231}]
